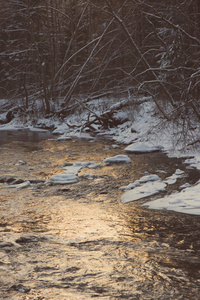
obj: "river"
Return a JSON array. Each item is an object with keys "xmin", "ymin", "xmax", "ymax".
[{"xmin": 0, "ymin": 130, "xmax": 200, "ymax": 299}]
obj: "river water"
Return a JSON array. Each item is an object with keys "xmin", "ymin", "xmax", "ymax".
[{"xmin": 0, "ymin": 131, "xmax": 200, "ymax": 299}]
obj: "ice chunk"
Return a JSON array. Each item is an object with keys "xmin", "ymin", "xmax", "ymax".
[
  {"xmin": 5, "ymin": 181, "xmax": 31, "ymax": 189},
  {"xmin": 121, "ymin": 181, "xmax": 166, "ymax": 203},
  {"xmin": 57, "ymin": 135, "xmax": 72, "ymax": 141},
  {"xmin": 103, "ymin": 155, "xmax": 131, "ymax": 164},
  {"xmin": 16, "ymin": 160, "xmax": 26, "ymax": 165},
  {"xmin": 62, "ymin": 161, "xmax": 100, "ymax": 174},
  {"xmin": 180, "ymin": 183, "xmax": 191, "ymax": 189},
  {"xmin": 120, "ymin": 174, "xmax": 161, "ymax": 191},
  {"xmin": 124, "ymin": 142, "xmax": 162, "ymax": 153},
  {"xmin": 112, "ymin": 144, "xmax": 120, "ymax": 149},
  {"xmin": 139, "ymin": 174, "xmax": 161, "ymax": 183},
  {"xmin": 164, "ymin": 169, "xmax": 185, "ymax": 185},
  {"xmin": 49, "ymin": 174, "xmax": 79, "ymax": 185},
  {"xmin": 120, "ymin": 180, "xmax": 140, "ymax": 191}
]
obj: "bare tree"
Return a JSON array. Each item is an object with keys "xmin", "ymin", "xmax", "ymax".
[{"xmin": 0, "ymin": 0, "xmax": 199, "ymax": 127}]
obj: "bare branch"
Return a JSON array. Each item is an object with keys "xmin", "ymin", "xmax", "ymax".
[{"xmin": 106, "ymin": 0, "xmax": 177, "ymax": 108}]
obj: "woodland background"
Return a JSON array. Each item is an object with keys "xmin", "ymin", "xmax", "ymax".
[{"xmin": 0, "ymin": 0, "xmax": 200, "ymax": 124}]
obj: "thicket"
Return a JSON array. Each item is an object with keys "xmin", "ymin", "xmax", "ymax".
[{"xmin": 0, "ymin": 0, "xmax": 200, "ymax": 123}]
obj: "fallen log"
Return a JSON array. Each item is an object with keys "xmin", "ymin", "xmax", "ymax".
[{"xmin": 80, "ymin": 99, "xmax": 130, "ymax": 131}]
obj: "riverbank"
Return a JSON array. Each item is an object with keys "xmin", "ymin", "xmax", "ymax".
[{"xmin": 0, "ymin": 97, "xmax": 200, "ymax": 215}]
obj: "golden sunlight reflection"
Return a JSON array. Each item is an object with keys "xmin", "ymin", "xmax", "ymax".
[{"xmin": 46, "ymin": 196, "xmax": 129, "ymax": 242}]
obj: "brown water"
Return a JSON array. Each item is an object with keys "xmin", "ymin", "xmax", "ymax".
[{"xmin": 0, "ymin": 134, "xmax": 200, "ymax": 299}]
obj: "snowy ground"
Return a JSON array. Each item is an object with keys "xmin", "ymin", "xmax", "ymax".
[{"xmin": 0, "ymin": 97, "xmax": 200, "ymax": 215}]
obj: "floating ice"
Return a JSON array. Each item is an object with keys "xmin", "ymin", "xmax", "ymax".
[
  {"xmin": 112, "ymin": 144, "xmax": 120, "ymax": 149},
  {"xmin": 16, "ymin": 160, "xmax": 26, "ymax": 166},
  {"xmin": 57, "ymin": 135, "xmax": 72, "ymax": 141},
  {"xmin": 120, "ymin": 180, "xmax": 141, "ymax": 191},
  {"xmin": 124, "ymin": 142, "xmax": 162, "ymax": 153},
  {"xmin": 104, "ymin": 146, "xmax": 110, "ymax": 150},
  {"xmin": 175, "ymin": 169, "xmax": 185, "ymax": 175},
  {"xmin": 139, "ymin": 174, "xmax": 161, "ymax": 183},
  {"xmin": 120, "ymin": 174, "xmax": 161, "ymax": 191},
  {"xmin": 48, "ymin": 174, "xmax": 79, "ymax": 185},
  {"xmin": 49, "ymin": 161, "xmax": 100, "ymax": 185},
  {"xmin": 156, "ymin": 170, "xmax": 167, "ymax": 174},
  {"xmin": 62, "ymin": 161, "xmax": 100, "ymax": 175},
  {"xmin": 103, "ymin": 155, "xmax": 131, "ymax": 164},
  {"xmin": 121, "ymin": 181, "xmax": 166, "ymax": 203},
  {"xmin": 121, "ymin": 173, "xmax": 166, "ymax": 203},
  {"xmin": 179, "ymin": 183, "xmax": 191, "ymax": 189},
  {"xmin": 87, "ymin": 162, "xmax": 101, "ymax": 169},
  {"xmin": 81, "ymin": 174, "xmax": 100, "ymax": 180},
  {"xmin": 5, "ymin": 181, "xmax": 31, "ymax": 189},
  {"xmin": 164, "ymin": 169, "xmax": 185, "ymax": 185}
]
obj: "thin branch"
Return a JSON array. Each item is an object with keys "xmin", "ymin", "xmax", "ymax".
[{"xmin": 144, "ymin": 12, "xmax": 200, "ymax": 45}]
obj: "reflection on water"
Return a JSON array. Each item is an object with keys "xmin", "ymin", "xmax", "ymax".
[
  {"xmin": 0, "ymin": 134, "xmax": 200, "ymax": 299},
  {"xmin": 0, "ymin": 129, "xmax": 54, "ymax": 146}
]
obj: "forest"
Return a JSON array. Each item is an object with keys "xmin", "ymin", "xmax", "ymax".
[{"xmin": 0, "ymin": 0, "xmax": 200, "ymax": 127}]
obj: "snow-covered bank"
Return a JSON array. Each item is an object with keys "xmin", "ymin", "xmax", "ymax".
[
  {"xmin": 119, "ymin": 168, "xmax": 200, "ymax": 215},
  {"xmin": 143, "ymin": 181, "xmax": 200, "ymax": 215},
  {"xmin": 0, "ymin": 97, "xmax": 200, "ymax": 215}
]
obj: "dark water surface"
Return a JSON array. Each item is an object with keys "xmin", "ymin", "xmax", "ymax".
[
  {"xmin": 0, "ymin": 131, "xmax": 200, "ymax": 299},
  {"xmin": 0, "ymin": 129, "xmax": 54, "ymax": 146}
]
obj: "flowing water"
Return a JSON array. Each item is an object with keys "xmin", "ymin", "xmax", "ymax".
[{"xmin": 0, "ymin": 131, "xmax": 200, "ymax": 299}]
